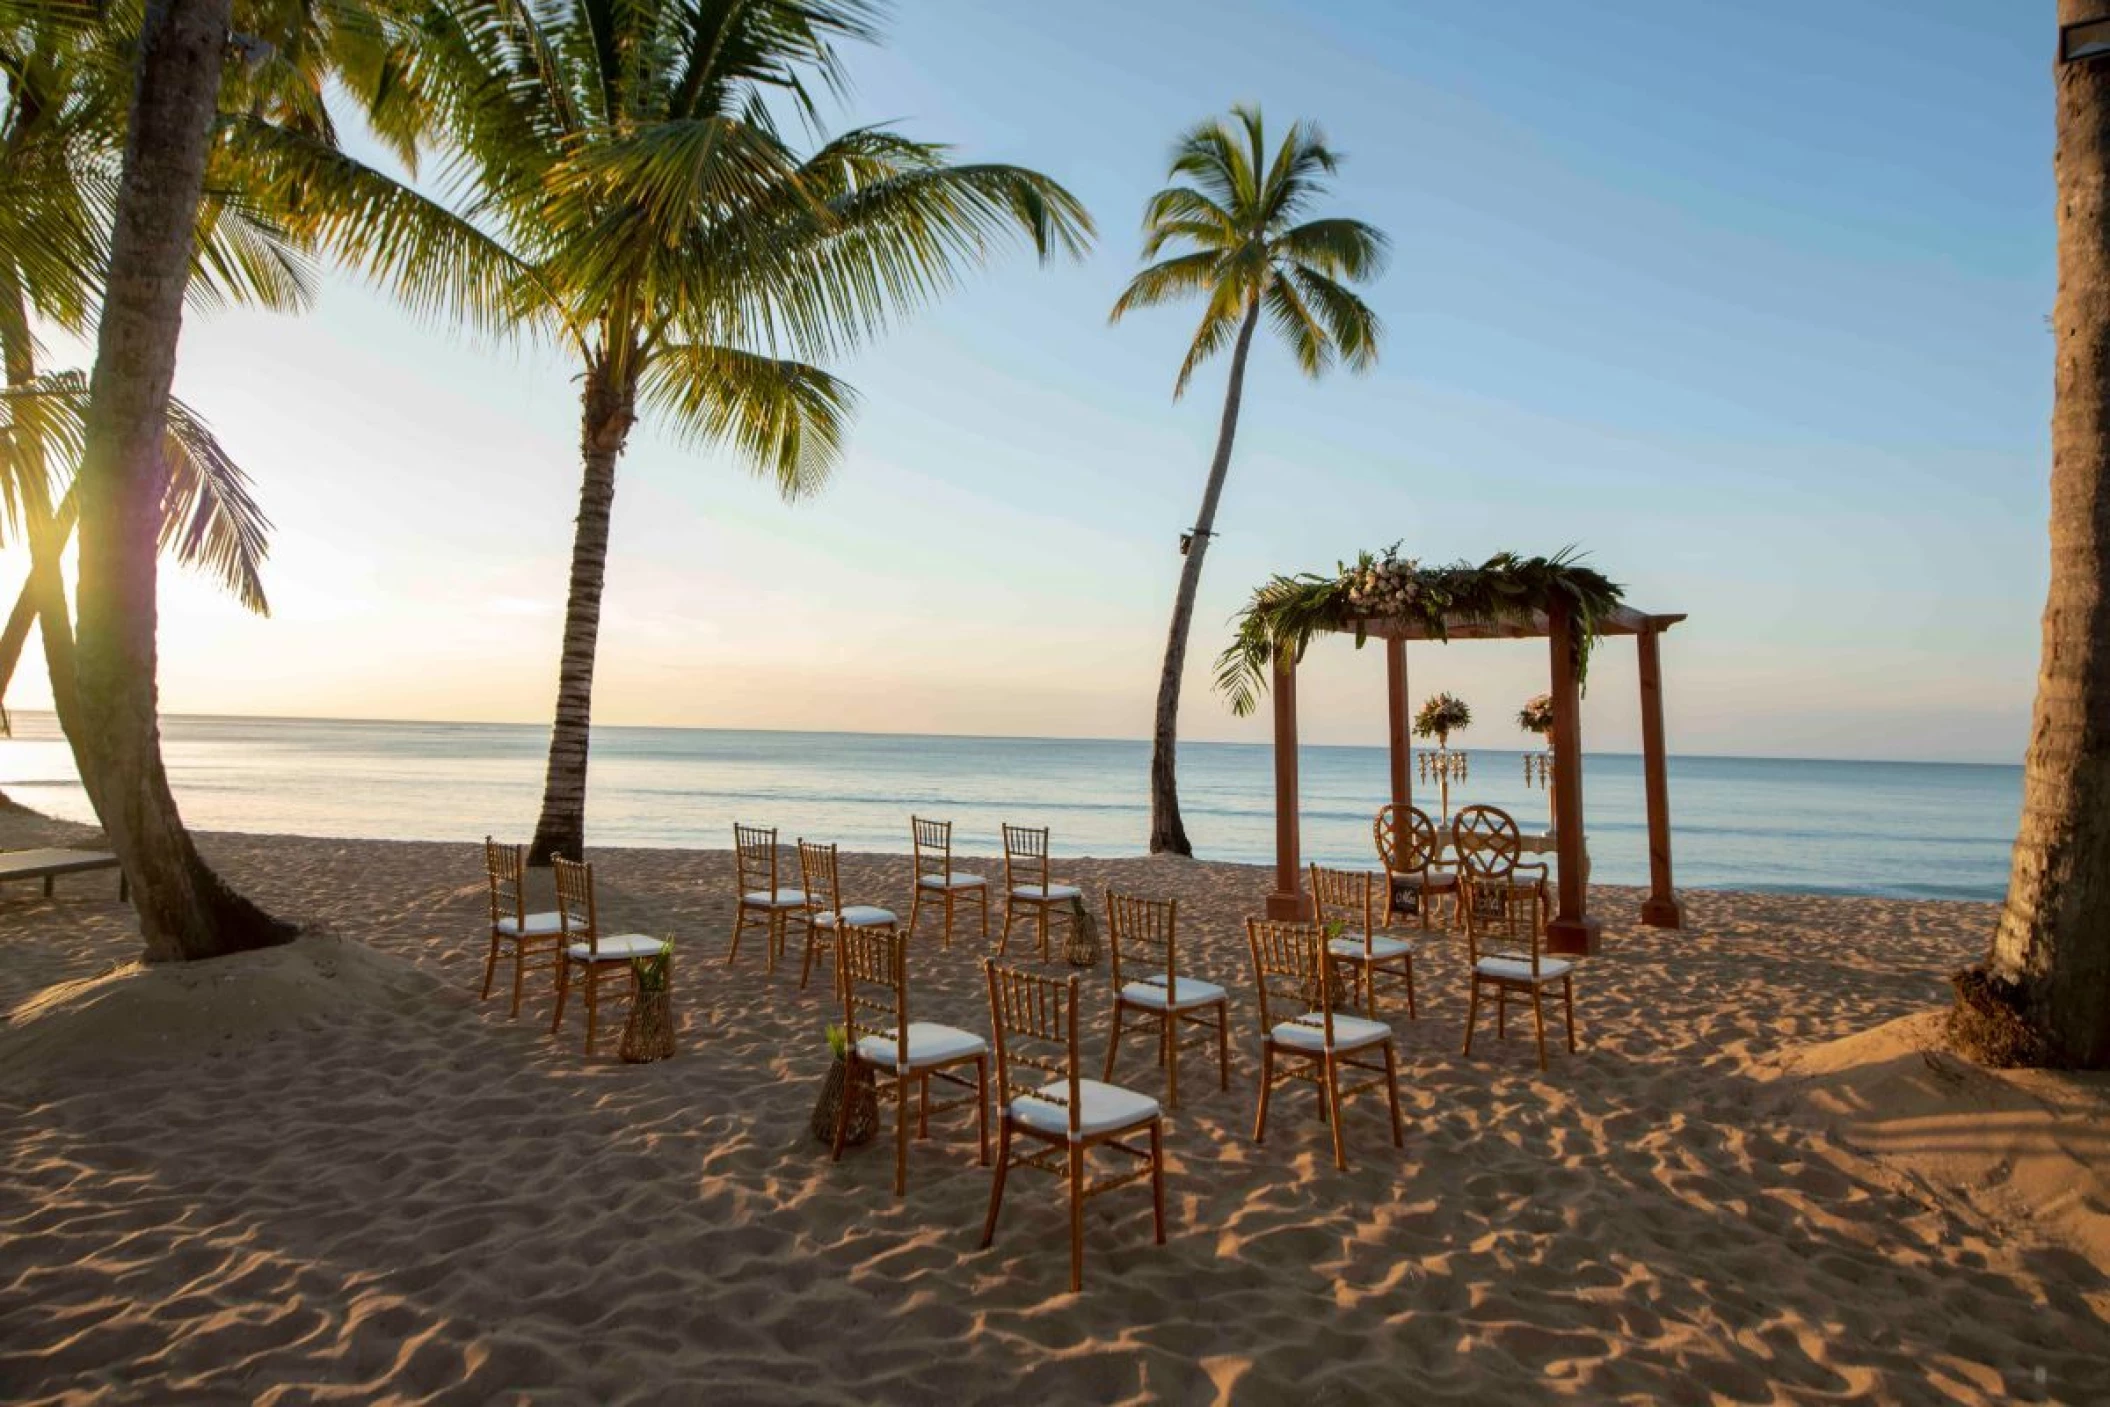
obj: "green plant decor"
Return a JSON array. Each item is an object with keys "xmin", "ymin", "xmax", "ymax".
[
  {"xmin": 631, "ymin": 940, "xmax": 673, "ymax": 993},
  {"xmin": 826, "ymin": 1022, "xmax": 850, "ymax": 1063},
  {"xmin": 1517, "ymin": 693, "xmax": 1555, "ymax": 734},
  {"xmin": 1214, "ymin": 546, "xmax": 1625, "ymax": 716},
  {"xmin": 1414, "ymin": 692, "xmax": 1472, "ymax": 748}
]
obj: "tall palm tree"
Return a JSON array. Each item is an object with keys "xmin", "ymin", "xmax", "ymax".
[
  {"xmin": 1109, "ymin": 104, "xmax": 1386, "ymax": 856},
  {"xmin": 400, "ymin": 0, "xmax": 1092, "ymax": 864},
  {"xmin": 1962, "ymin": 1, "xmax": 2110, "ymax": 1068}
]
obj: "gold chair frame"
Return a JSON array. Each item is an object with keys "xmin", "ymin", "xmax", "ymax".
[
  {"xmin": 981, "ymin": 961, "xmax": 1167, "ymax": 1293},
  {"xmin": 1308, "ymin": 862, "xmax": 1419, "ymax": 1020},
  {"xmin": 797, "ymin": 839, "xmax": 898, "ymax": 993},
  {"xmin": 1103, "ymin": 891, "xmax": 1228, "ymax": 1109},
  {"xmin": 1461, "ymin": 873, "xmax": 1579, "ymax": 1071},
  {"xmin": 833, "ymin": 922, "xmax": 989, "ymax": 1196},
  {"xmin": 1246, "ymin": 919, "xmax": 1404, "ymax": 1172},
  {"xmin": 550, "ymin": 858, "xmax": 666, "ymax": 1056},
  {"xmin": 1450, "ymin": 803, "xmax": 1550, "ymax": 933},
  {"xmin": 1373, "ymin": 804, "xmax": 1459, "ymax": 929},
  {"xmin": 481, "ymin": 836, "xmax": 562, "ymax": 1017},
  {"xmin": 728, "ymin": 823, "xmax": 811, "ymax": 973},
  {"xmin": 906, "ymin": 815, "xmax": 989, "ymax": 947},
  {"xmin": 999, "ymin": 823, "xmax": 1081, "ymax": 960}
]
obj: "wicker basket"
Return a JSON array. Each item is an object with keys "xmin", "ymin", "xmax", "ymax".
[
  {"xmin": 1063, "ymin": 895, "xmax": 1100, "ymax": 968},
  {"xmin": 810, "ymin": 1058, "xmax": 879, "ymax": 1147},
  {"xmin": 619, "ymin": 989, "xmax": 677, "ymax": 1063}
]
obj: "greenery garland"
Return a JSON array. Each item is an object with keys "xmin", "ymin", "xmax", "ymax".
[{"xmin": 1214, "ymin": 546, "xmax": 1625, "ymax": 717}]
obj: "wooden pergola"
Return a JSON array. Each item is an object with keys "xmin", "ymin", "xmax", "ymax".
[{"xmin": 1263, "ymin": 601, "xmax": 1687, "ymax": 956}]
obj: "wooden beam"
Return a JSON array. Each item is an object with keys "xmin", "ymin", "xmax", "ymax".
[
  {"xmin": 1342, "ymin": 605, "xmax": 1687, "ymax": 643},
  {"xmin": 1637, "ymin": 627, "xmax": 1683, "ymax": 929},
  {"xmin": 1386, "ymin": 637, "xmax": 1409, "ymax": 812},
  {"xmin": 1545, "ymin": 600, "xmax": 1601, "ymax": 955},
  {"xmin": 1266, "ymin": 650, "xmax": 1309, "ymax": 920}
]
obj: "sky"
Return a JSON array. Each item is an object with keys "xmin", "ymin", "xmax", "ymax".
[{"xmin": 6, "ymin": 0, "xmax": 2053, "ymax": 761}]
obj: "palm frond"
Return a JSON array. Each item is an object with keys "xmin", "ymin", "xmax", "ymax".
[
  {"xmin": 1274, "ymin": 216, "xmax": 1388, "ymax": 282},
  {"xmin": 1108, "ymin": 249, "xmax": 1220, "ymax": 322},
  {"xmin": 638, "ymin": 342, "xmax": 853, "ymax": 500}
]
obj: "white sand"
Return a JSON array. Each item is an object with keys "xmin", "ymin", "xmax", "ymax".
[{"xmin": 2, "ymin": 812, "xmax": 2106, "ymax": 1404}]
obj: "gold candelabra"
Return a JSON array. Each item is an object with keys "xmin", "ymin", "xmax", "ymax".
[
  {"xmin": 1524, "ymin": 751, "xmax": 1552, "ymax": 789},
  {"xmin": 1417, "ymin": 747, "xmax": 1469, "ymax": 824}
]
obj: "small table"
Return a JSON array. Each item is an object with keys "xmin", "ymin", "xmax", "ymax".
[{"xmin": 0, "ymin": 848, "xmax": 127, "ymax": 901}]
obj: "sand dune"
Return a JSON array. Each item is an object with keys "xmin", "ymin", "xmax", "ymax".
[{"xmin": 3, "ymin": 813, "xmax": 2107, "ymax": 1404}]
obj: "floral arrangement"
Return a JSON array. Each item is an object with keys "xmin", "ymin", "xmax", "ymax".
[
  {"xmin": 1414, "ymin": 692, "xmax": 1471, "ymax": 747},
  {"xmin": 1517, "ymin": 694, "xmax": 1555, "ymax": 734},
  {"xmin": 1214, "ymin": 545, "xmax": 1625, "ymax": 717},
  {"xmin": 825, "ymin": 1022, "xmax": 850, "ymax": 1061}
]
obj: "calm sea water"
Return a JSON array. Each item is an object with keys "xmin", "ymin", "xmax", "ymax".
[{"xmin": 0, "ymin": 713, "xmax": 2021, "ymax": 901}]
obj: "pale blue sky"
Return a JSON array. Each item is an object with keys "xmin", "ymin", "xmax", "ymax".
[{"xmin": 11, "ymin": 0, "xmax": 2051, "ymax": 760}]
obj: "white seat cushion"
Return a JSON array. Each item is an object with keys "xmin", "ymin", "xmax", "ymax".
[
  {"xmin": 854, "ymin": 1021, "xmax": 989, "ymax": 1073},
  {"xmin": 1394, "ymin": 870, "xmax": 1459, "ymax": 891},
  {"xmin": 495, "ymin": 911, "xmax": 563, "ymax": 938},
  {"xmin": 1476, "ymin": 955, "xmax": 1574, "ymax": 984},
  {"xmin": 1120, "ymin": 975, "xmax": 1227, "ymax": 1011},
  {"xmin": 813, "ymin": 905, "xmax": 898, "ymax": 929},
  {"xmin": 742, "ymin": 888, "xmax": 810, "ymax": 909},
  {"xmin": 917, "ymin": 873, "xmax": 986, "ymax": 890},
  {"xmin": 1010, "ymin": 882, "xmax": 1083, "ymax": 902},
  {"xmin": 566, "ymin": 933, "xmax": 664, "ymax": 961},
  {"xmin": 1328, "ymin": 933, "xmax": 1416, "ymax": 961},
  {"xmin": 1270, "ymin": 1011, "xmax": 1392, "ymax": 1053},
  {"xmin": 1012, "ymin": 1078, "xmax": 1160, "ymax": 1140}
]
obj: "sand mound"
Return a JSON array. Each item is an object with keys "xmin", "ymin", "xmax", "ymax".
[
  {"xmin": 1774, "ymin": 1010, "xmax": 2110, "ymax": 1275},
  {"xmin": 0, "ymin": 932, "xmax": 450, "ymax": 1087}
]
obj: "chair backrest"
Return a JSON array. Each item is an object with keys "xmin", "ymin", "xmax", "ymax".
[
  {"xmin": 1105, "ymin": 890, "xmax": 1176, "ymax": 995},
  {"xmin": 1246, "ymin": 919, "xmax": 1338, "ymax": 1049},
  {"xmin": 798, "ymin": 839, "xmax": 839, "ymax": 915},
  {"xmin": 837, "ymin": 921, "xmax": 907, "ymax": 1060},
  {"xmin": 1452, "ymin": 804, "xmax": 1523, "ymax": 881},
  {"xmin": 910, "ymin": 815, "xmax": 954, "ymax": 886},
  {"xmin": 1001, "ymin": 823, "xmax": 1050, "ymax": 895},
  {"xmin": 984, "ymin": 960, "xmax": 1081, "ymax": 1138},
  {"xmin": 484, "ymin": 836, "xmax": 526, "ymax": 929},
  {"xmin": 551, "ymin": 857, "xmax": 598, "ymax": 955},
  {"xmin": 1308, "ymin": 863, "xmax": 1381, "ymax": 955},
  {"xmin": 1373, "ymin": 804, "xmax": 1441, "ymax": 876},
  {"xmin": 734, "ymin": 823, "xmax": 778, "ymax": 897},
  {"xmin": 1463, "ymin": 871, "xmax": 1545, "ymax": 974}
]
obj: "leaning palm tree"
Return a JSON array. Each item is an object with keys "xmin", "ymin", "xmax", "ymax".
[
  {"xmin": 1110, "ymin": 104, "xmax": 1386, "ymax": 856},
  {"xmin": 402, "ymin": 0, "xmax": 1092, "ymax": 864}
]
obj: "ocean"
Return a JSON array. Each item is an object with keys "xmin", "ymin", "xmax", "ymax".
[{"xmin": 0, "ymin": 713, "xmax": 2020, "ymax": 902}]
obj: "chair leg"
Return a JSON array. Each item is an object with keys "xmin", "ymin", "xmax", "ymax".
[
  {"xmin": 1038, "ymin": 904, "xmax": 1050, "ymax": 963},
  {"xmin": 1067, "ymin": 1143, "xmax": 1085, "ymax": 1294},
  {"xmin": 584, "ymin": 968, "xmax": 599, "ymax": 1056},
  {"xmin": 1253, "ymin": 1044, "xmax": 1275, "ymax": 1143},
  {"xmin": 1532, "ymin": 985, "xmax": 1549, "ymax": 1071},
  {"xmin": 481, "ymin": 932, "xmax": 501, "ymax": 1000},
  {"xmin": 1565, "ymin": 975, "xmax": 1578, "ymax": 1052},
  {"xmin": 999, "ymin": 899, "xmax": 1014, "ymax": 956},
  {"xmin": 1103, "ymin": 1002, "xmax": 1124, "ymax": 1082},
  {"xmin": 944, "ymin": 891, "xmax": 956, "ymax": 951},
  {"xmin": 907, "ymin": 887, "xmax": 924, "ymax": 939},
  {"xmin": 975, "ymin": 1057, "xmax": 990, "ymax": 1166},
  {"xmin": 1165, "ymin": 1010, "xmax": 1180, "ymax": 1111},
  {"xmin": 1382, "ymin": 1040, "xmax": 1405, "ymax": 1148},
  {"xmin": 1149, "ymin": 1119, "xmax": 1167, "ymax": 1245},
  {"xmin": 1462, "ymin": 977, "xmax": 1479, "ymax": 1056},
  {"xmin": 918, "ymin": 1072, "xmax": 932, "ymax": 1139},
  {"xmin": 977, "ymin": 885, "xmax": 989, "ymax": 938},
  {"xmin": 979, "ymin": 1121, "xmax": 1013, "ymax": 1249},
  {"xmin": 1215, "ymin": 1002, "xmax": 1230, "ymax": 1090},
  {"xmin": 550, "ymin": 958, "xmax": 571, "ymax": 1036},
  {"xmin": 894, "ymin": 1075, "xmax": 910, "ymax": 1197},
  {"xmin": 726, "ymin": 906, "xmax": 746, "ymax": 966},
  {"xmin": 509, "ymin": 942, "xmax": 528, "ymax": 1019},
  {"xmin": 1324, "ymin": 1054, "xmax": 1348, "ymax": 1172},
  {"xmin": 1404, "ymin": 956, "xmax": 1418, "ymax": 1020},
  {"xmin": 1497, "ymin": 985, "xmax": 1507, "ymax": 1040}
]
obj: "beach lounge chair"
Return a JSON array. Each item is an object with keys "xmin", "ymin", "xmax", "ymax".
[
  {"xmin": 832, "ymin": 921, "xmax": 990, "ymax": 1197},
  {"xmin": 728, "ymin": 823, "xmax": 810, "ymax": 973},
  {"xmin": 797, "ymin": 839, "xmax": 897, "ymax": 992},
  {"xmin": 1373, "ymin": 803, "xmax": 1458, "ymax": 928},
  {"xmin": 1103, "ymin": 890, "xmax": 1229, "ymax": 1109},
  {"xmin": 550, "ymin": 858, "xmax": 668, "ymax": 1056},
  {"xmin": 1308, "ymin": 863, "xmax": 1418, "ymax": 1020},
  {"xmin": 1246, "ymin": 919, "xmax": 1404, "ymax": 1173},
  {"xmin": 981, "ymin": 960, "xmax": 1166, "ymax": 1293},
  {"xmin": 481, "ymin": 836, "xmax": 563, "ymax": 1018},
  {"xmin": 1459, "ymin": 851, "xmax": 1578, "ymax": 1072},
  {"xmin": 906, "ymin": 816, "xmax": 988, "ymax": 947},
  {"xmin": 999, "ymin": 823, "xmax": 1083, "ymax": 960}
]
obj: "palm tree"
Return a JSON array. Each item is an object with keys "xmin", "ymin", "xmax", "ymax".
[
  {"xmin": 1958, "ymin": 1, "xmax": 2110, "ymax": 1068},
  {"xmin": 1110, "ymin": 104, "xmax": 1386, "ymax": 857},
  {"xmin": 398, "ymin": 0, "xmax": 1092, "ymax": 865}
]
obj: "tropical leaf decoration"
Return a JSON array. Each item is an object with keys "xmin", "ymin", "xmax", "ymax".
[
  {"xmin": 1517, "ymin": 694, "xmax": 1555, "ymax": 734},
  {"xmin": 1414, "ymin": 692, "xmax": 1471, "ymax": 747},
  {"xmin": 1214, "ymin": 545, "xmax": 1624, "ymax": 718}
]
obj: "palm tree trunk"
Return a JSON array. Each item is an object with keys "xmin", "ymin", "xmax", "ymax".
[
  {"xmin": 0, "ymin": 288, "xmax": 82, "ymax": 736},
  {"xmin": 1148, "ymin": 300, "xmax": 1262, "ymax": 856},
  {"xmin": 1968, "ymin": 3, "xmax": 2110, "ymax": 1068},
  {"xmin": 70, "ymin": 0, "xmax": 293, "ymax": 961},
  {"xmin": 528, "ymin": 362, "xmax": 635, "ymax": 865}
]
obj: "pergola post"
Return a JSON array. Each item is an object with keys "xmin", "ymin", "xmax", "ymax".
[
  {"xmin": 1385, "ymin": 637, "xmax": 1410, "ymax": 811},
  {"xmin": 1545, "ymin": 600, "xmax": 1602, "ymax": 956},
  {"xmin": 1637, "ymin": 625, "xmax": 1684, "ymax": 928},
  {"xmin": 1266, "ymin": 650, "xmax": 1309, "ymax": 920}
]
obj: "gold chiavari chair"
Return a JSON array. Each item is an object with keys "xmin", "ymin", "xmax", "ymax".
[
  {"xmin": 727, "ymin": 823, "xmax": 810, "ymax": 973},
  {"xmin": 1460, "ymin": 869, "xmax": 1578, "ymax": 1072},
  {"xmin": 1103, "ymin": 891, "xmax": 1229, "ymax": 1109},
  {"xmin": 981, "ymin": 961, "xmax": 1167, "ymax": 1293},
  {"xmin": 1246, "ymin": 919, "xmax": 1404, "ymax": 1173},
  {"xmin": 1373, "ymin": 804, "xmax": 1459, "ymax": 929},
  {"xmin": 999, "ymin": 823, "xmax": 1084, "ymax": 960},
  {"xmin": 1308, "ymin": 863, "xmax": 1419, "ymax": 1021},
  {"xmin": 1450, "ymin": 803, "xmax": 1550, "ymax": 935},
  {"xmin": 550, "ymin": 858, "xmax": 667, "ymax": 1056},
  {"xmin": 833, "ymin": 922, "xmax": 990, "ymax": 1196},
  {"xmin": 797, "ymin": 840, "xmax": 898, "ymax": 992},
  {"xmin": 481, "ymin": 836, "xmax": 564, "ymax": 1017},
  {"xmin": 906, "ymin": 816, "xmax": 989, "ymax": 947}
]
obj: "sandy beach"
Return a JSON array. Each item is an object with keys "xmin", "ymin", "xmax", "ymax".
[{"xmin": 3, "ymin": 808, "xmax": 2107, "ymax": 1405}]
